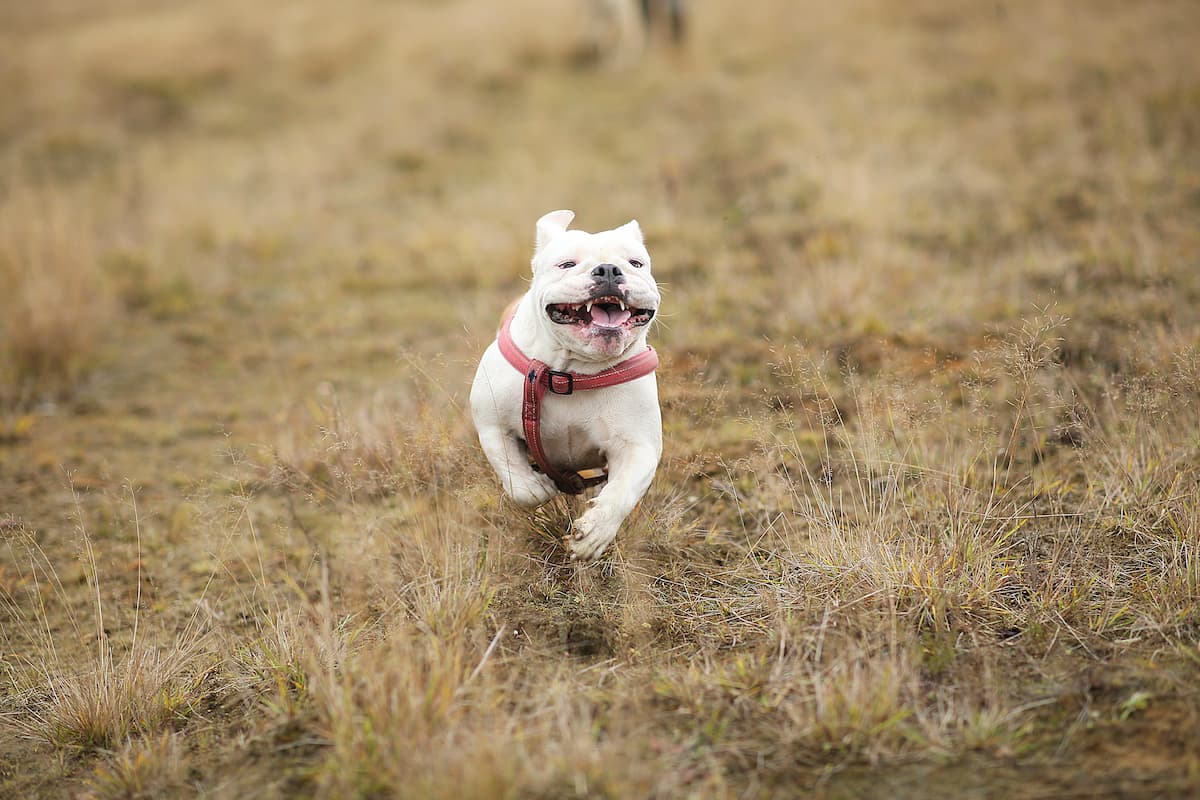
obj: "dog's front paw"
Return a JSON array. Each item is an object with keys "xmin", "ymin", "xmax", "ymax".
[
  {"xmin": 506, "ymin": 472, "xmax": 558, "ymax": 509},
  {"xmin": 567, "ymin": 506, "xmax": 621, "ymax": 561}
]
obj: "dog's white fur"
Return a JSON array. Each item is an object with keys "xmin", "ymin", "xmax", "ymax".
[{"xmin": 470, "ymin": 210, "xmax": 662, "ymax": 560}]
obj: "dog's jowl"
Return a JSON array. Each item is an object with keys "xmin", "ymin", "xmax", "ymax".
[{"xmin": 470, "ymin": 210, "xmax": 663, "ymax": 560}]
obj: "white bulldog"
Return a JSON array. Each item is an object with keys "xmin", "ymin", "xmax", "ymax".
[{"xmin": 470, "ymin": 210, "xmax": 663, "ymax": 560}]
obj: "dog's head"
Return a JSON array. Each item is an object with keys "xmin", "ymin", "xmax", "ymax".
[{"xmin": 528, "ymin": 209, "xmax": 660, "ymax": 361}]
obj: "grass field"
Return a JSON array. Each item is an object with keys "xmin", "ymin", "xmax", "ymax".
[{"xmin": 3, "ymin": 0, "xmax": 1200, "ymax": 796}]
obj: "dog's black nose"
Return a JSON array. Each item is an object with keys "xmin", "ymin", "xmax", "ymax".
[{"xmin": 591, "ymin": 263, "xmax": 625, "ymax": 283}]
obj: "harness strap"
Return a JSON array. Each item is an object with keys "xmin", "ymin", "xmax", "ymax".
[{"xmin": 498, "ymin": 312, "xmax": 658, "ymax": 495}]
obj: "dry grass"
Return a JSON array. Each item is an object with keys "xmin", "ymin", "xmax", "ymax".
[
  {"xmin": 0, "ymin": 188, "xmax": 115, "ymax": 406},
  {"xmin": 3, "ymin": 509, "xmax": 213, "ymax": 756},
  {"xmin": 30, "ymin": 639, "xmax": 204, "ymax": 751},
  {"xmin": 82, "ymin": 732, "xmax": 189, "ymax": 800},
  {"xmin": 2, "ymin": 0, "xmax": 1200, "ymax": 796}
]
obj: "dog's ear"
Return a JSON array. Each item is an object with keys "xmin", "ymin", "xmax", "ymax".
[
  {"xmin": 535, "ymin": 210, "xmax": 575, "ymax": 256},
  {"xmin": 616, "ymin": 219, "xmax": 643, "ymax": 244}
]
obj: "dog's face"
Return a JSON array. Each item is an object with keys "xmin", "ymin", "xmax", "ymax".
[{"xmin": 529, "ymin": 210, "xmax": 660, "ymax": 361}]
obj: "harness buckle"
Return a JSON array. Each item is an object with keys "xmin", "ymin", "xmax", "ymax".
[{"xmin": 546, "ymin": 370, "xmax": 574, "ymax": 395}]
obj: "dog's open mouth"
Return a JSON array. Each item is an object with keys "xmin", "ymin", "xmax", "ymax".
[{"xmin": 546, "ymin": 296, "xmax": 655, "ymax": 329}]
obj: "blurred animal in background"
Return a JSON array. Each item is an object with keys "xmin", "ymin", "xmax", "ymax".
[
  {"xmin": 586, "ymin": 0, "xmax": 687, "ymax": 64},
  {"xmin": 639, "ymin": 0, "xmax": 687, "ymax": 43}
]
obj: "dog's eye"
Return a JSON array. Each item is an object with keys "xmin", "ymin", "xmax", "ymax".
[
  {"xmin": 556, "ymin": 260, "xmax": 576, "ymax": 270},
  {"xmin": 629, "ymin": 259, "xmax": 644, "ymax": 269}
]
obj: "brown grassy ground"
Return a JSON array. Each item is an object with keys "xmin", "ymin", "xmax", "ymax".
[{"xmin": 3, "ymin": 0, "xmax": 1200, "ymax": 796}]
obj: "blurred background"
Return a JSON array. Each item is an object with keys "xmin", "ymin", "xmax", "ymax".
[
  {"xmin": 3, "ymin": 1, "xmax": 1200, "ymax": 796},
  {"xmin": 2, "ymin": 0, "xmax": 1198, "ymax": 411}
]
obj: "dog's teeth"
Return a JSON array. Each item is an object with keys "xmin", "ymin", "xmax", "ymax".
[
  {"xmin": 619, "ymin": 300, "xmax": 626, "ymax": 311},
  {"xmin": 586, "ymin": 301, "xmax": 593, "ymax": 313}
]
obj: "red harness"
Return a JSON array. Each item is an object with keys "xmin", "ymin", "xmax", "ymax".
[{"xmin": 497, "ymin": 312, "xmax": 659, "ymax": 494}]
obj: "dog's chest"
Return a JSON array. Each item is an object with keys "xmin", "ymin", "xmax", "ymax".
[{"xmin": 526, "ymin": 395, "xmax": 609, "ymax": 470}]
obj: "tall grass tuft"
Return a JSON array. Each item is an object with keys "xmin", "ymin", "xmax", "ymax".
[
  {"xmin": 31, "ymin": 639, "xmax": 204, "ymax": 750},
  {"xmin": 4, "ymin": 507, "xmax": 212, "ymax": 753}
]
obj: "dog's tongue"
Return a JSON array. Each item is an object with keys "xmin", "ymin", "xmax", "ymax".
[{"xmin": 591, "ymin": 305, "xmax": 632, "ymax": 328}]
